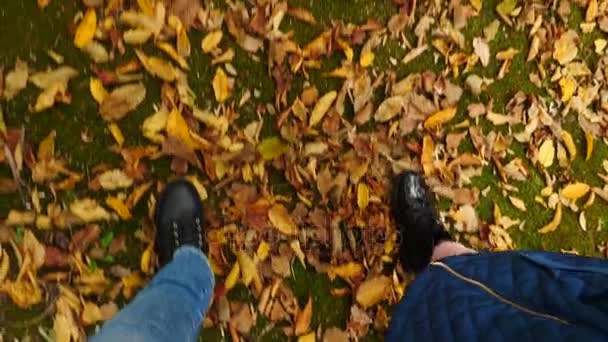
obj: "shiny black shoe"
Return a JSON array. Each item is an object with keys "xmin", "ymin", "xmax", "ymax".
[
  {"xmin": 391, "ymin": 172, "xmax": 451, "ymax": 273},
  {"xmin": 155, "ymin": 179, "xmax": 206, "ymax": 266}
]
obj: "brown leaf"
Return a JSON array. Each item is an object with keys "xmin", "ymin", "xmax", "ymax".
[
  {"xmin": 44, "ymin": 246, "xmax": 70, "ymax": 267},
  {"xmin": 287, "ymin": 8, "xmax": 317, "ymax": 24},
  {"xmin": 268, "ymin": 204, "xmax": 299, "ymax": 235},
  {"xmin": 108, "ymin": 234, "xmax": 128, "ymax": 256},
  {"xmin": 70, "ymin": 224, "xmax": 101, "ymax": 253},
  {"xmin": 100, "ymin": 83, "xmax": 146, "ymax": 121},
  {"xmin": 161, "ymin": 136, "xmax": 202, "ymax": 169}
]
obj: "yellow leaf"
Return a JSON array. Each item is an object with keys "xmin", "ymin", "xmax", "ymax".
[
  {"xmin": 422, "ymin": 135, "xmax": 434, "ymax": 176},
  {"xmin": 137, "ymin": 0, "xmax": 155, "ymax": 16},
  {"xmin": 74, "ymin": 9, "xmax": 97, "ymax": 49},
  {"xmin": 185, "ymin": 175, "xmax": 209, "ymax": 201},
  {"xmin": 560, "ymin": 131, "xmax": 576, "ymax": 161},
  {"xmin": 108, "ymin": 123, "xmax": 125, "ymax": 146},
  {"xmin": 360, "ymin": 51, "xmax": 375, "ymax": 68},
  {"xmin": 268, "ymin": 204, "xmax": 299, "ymax": 235},
  {"xmin": 538, "ymin": 203, "xmax": 562, "ymax": 234},
  {"xmin": 212, "ymin": 67, "xmax": 231, "ymax": 102},
  {"xmin": 357, "ymin": 183, "xmax": 369, "ymax": 211},
  {"xmin": 0, "ymin": 250, "xmax": 10, "ymax": 282},
  {"xmin": 237, "ymin": 251, "xmax": 261, "ymax": 291},
  {"xmin": 559, "ymin": 77, "xmax": 575, "ymax": 103},
  {"xmin": 423, "ymin": 107, "xmax": 457, "ymax": 130},
  {"xmin": 166, "ymin": 109, "xmax": 198, "ymax": 149},
  {"xmin": 586, "ymin": 132, "xmax": 593, "ymax": 161},
  {"xmin": 587, "ymin": 0, "xmax": 598, "ymax": 22},
  {"xmin": 142, "ymin": 106, "xmax": 169, "ymax": 143},
  {"xmin": 258, "ymin": 136, "xmax": 289, "ymax": 160},
  {"xmin": 156, "ymin": 42, "xmax": 189, "ymax": 70},
  {"xmin": 70, "ymin": 198, "xmax": 111, "ymax": 222},
  {"xmin": 177, "ymin": 27, "xmax": 191, "ymax": 58},
  {"xmin": 470, "ymin": 0, "xmax": 482, "ymax": 11},
  {"xmin": 356, "ymin": 275, "xmax": 391, "ymax": 308},
  {"xmin": 561, "ymin": 182, "xmax": 590, "ymax": 200},
  {"xmin": 309, "ymin": 91, "xmax": 337, "ymax": 127},
  {"xmin": 135, "ymin": 49, "xmax": 177, "ymax": 81},
  {"xmin": 82, "ymin": 302, "xmax": 103, "ymax": 326},
  {"xmin": 105, "ymin": 196, "xmax": 133, "ymax": 220},
  {"xmin": 328, "ymin": 262, "xmax": 364, "ymax": 280},
  {"xmin": 140, "ymin": 245, "xmax": 154, "ymax": 275},
  {"xmin": 37, "ymin": 130, "xmax": 56, "ymax": 161},
  {"xmin": 225, "ymin": 262, "xmax": 240, "ymax": 290},
  {"xmin": 538, "ymin": 139, "xmax": 555, "ymax": 167},
  {"xmin": 295, "ymin": 296, "xmax": 313, "ymax": 336},
  {"xmin": 90, "ymin": 77, "xmax": 108, "ymax": 104},
  {"xmin": 256, "ymin": 240, "xmax": 270, "ymax": 261},
  {"xmin": 298, "ymin": 332, "xmax": 316, "ymax": 342},
  {"xmin": 202, "ymin": 30, "xmax": 223, "ymax": 53}
]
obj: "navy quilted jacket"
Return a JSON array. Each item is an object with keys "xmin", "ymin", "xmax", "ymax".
[{"xmin": 386, "ymin": 251, "xmax": 608, "ymax": 341}]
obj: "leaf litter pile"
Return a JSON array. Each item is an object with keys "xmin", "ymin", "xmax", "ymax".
[{"xmin": 3, "ymin": 0, "xmax": 608, "ymax": 340}]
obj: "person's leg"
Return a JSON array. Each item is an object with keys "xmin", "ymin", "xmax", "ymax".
[
  {"xmin": 90, "ymin": 246, "xmax": 214, "ymax": 342},
  {"xmin": 91, "ymin": 179, "xmax": 212, "ymax": 342}
]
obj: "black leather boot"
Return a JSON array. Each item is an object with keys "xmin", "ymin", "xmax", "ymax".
[
  {"xmin": 155, "ymin": 179, "xmax": 206, "ymax": 266},
  {"xmin": 391, "ymin": 172, "xmax": 451, "ymax": 273}
]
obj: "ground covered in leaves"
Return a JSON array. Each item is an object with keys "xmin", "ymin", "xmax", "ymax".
[{"xmin": 3, "ymin": 0, "xmax": 608, "ymax": 341}]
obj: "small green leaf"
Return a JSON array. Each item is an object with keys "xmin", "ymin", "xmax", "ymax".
[
  {"xmin": 101, "ymin": 231, "xmax": 114, "ymax": 248},
  {"xmin": 102, "ymin": 255, "xmax": 115, "ymax": 263},
  {"xmin": 88, "ymin": 259, "xmax": 97, "ymax": 272},
  {"xmin": 258, "ymin": 136, "xmax": 289, "ymax": 161},
  {"xmin": 15, "ymin": 226, "xmax": 25, "ymax": 243}
]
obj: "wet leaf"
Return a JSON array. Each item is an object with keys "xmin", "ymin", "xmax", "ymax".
[
  {"xmin": 100, "ymin": 83, "xmax": 146, "ymax": 121},
  {"xmin": 74, "ymin": 8, "xmax": 97, "ymax": 49},
  {"xmin": 268, "ymin": 204, "xmax": 298, "ymax": 235}
]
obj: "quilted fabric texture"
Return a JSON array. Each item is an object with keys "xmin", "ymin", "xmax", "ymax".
[{"xmin": 386, "ymin": 251, "xmax": 608, "ymax": 341}]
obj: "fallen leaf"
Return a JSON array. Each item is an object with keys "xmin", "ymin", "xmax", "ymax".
[
  {"xmin": 135, "ymin": 50, "xmax": 177, "ymax": 81},
  {"xmin": 509, "ymin": 196, "xmax": 527, "ymax": 211},
  {"xmin": 295, "ymin": 296, "xmax": 313, "ymax": 336},
  {"xmin": 100, "ymin": 83, "xmax": 146, "ymax": 121},
  {"xmin": 424, "ymin": 107, "xmax": 457, "ymax": 130},
  {"xmin": 374, "ymin": 96, "xmax": 404, "ymax": 122},
  {"xmin": 268, "ymin": 204, "xmax": 298, "ymax": 235},
  {"xmin": 421, "ymin": 135, "xmax": 434, "ymax": 176},
  {"xmin": 105, "ymin": 196, "xmax": 133, "ymax": 220},
  {"xmin": 586, "ymin": 132, "xmax": 593, "ymax": 161},
  {"xmin": 212, "ymin": 67, "xmax": 232, "ymax": 103},
  {"xmin": 3, "ymin": 59, "xmax": 28, "ymax": 100},
  {"xmin": 553, "ymin": 30, "xmax": 579, "ymax": 65},
  {"xmin": 166, "ymin": 109, "xmax": 198, "ymax": 149},
  {"xmin": 98, "ymin": 169, "xmax": 133, "ymax": 190},
  {"xmin": 561, "ymin": 182, "xmax": 590, "ymax": 200},
  {"xmin": 309, "ymin": 91, "xmax": 337, "ymax": 127},
  {"xmin": 473, "ymin": 38, "xmax": 490, "ymax": 66},
  {"xmin": 90, "ymin": 77, "xmax": 109, "ymax": 104},
  {"xmin": 538, "ymin": 203, "xmax": 562, "ymax": 234},
  {"xmin": 74, "ymin": 8, "xmax": 97, "ymax": 48},
  {"xmin": 202, "ymin": 31, "xmax": 223, "ymax": 53},
  {"xmin": 29, "ymin": 66, "xmax": 78, "ymax": 89},
  {"xmin": 538, "ymin": 139, "xmax": 555, "ymax": 167},
  {"xmin": 258, "ymin": 136, "xmax": 288, "ymax": 160},
  {"xmin": 560, "ymin": 131, "xmax": 576, "ymax": 161},
  {"xmin": 357, "ymin": 183, "xmax": 369, "ymax": 211},
  {"xmin": 70, "ymin": 198, "xmax": 111, "ymax": 222},
  {"xmin": 356, "ymin": 275, "xmax": 391, "ymax": 308}
]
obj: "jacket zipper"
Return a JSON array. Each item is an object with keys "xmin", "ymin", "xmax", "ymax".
[{"xmin": 431, "ymin": 261, "xmax": 571, "ymax": 325}]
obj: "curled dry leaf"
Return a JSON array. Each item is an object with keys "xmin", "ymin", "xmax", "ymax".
[
  {"xmin": 268, "ymin": 204, "xmax": 298, "ymax": 235},
  {"xmin": 538, "ymin": 203, "xmax": 562, "ymax": 234},
  {"xmin": 356, "ymin": 275, "xmax": 391, "ymax": 308},
  {"xmin": 100, "ymin": 83, "xmax": 146, "ymax": 121}
]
